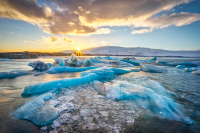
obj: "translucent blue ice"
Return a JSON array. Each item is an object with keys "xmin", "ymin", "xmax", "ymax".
[
  {"xmin": 167, "ymin": 62, "xmax": 198, "ymax": 67},
  {"xmin": 46, "ymin": 66, "xmax": 98, "ymax": 74},
  {"xmin": 58, "ymin": 58, "xmax": 65, "ymax": 66},
  {"xmin": 84, "ymin": 59, "xmax": 92, "ymax": 66},
  {"xmin": 0, "ymin": 70, "xmax": 32, "ymax": 79},
  {"xmin": 14, "ymin": 93, "xmax": 59, "ymax": 126},
  {"xmin": 140, "ymin": 64, "xmax": 167, "ymax": 73},
  {"xmin": 155, "ymin": 60, "xmax": 166, "ymax": 64},
  {"xmin": 93, "ymin": 80, "xmax": 194, "ymax": 124},
  {"xmin": 147, "ymin": 57, "xmax": 157, "ymax": 62},
  {"xmin": 176, "ymin": 65, "xmax": 186, "ymax": 69},
  {"xmin": 68, "ymin": 53, "xmax": 79, "ymax": 66},
  {"xmin": 47, "ymin": 63, "xmax": 53, "ymax": 67},
  {"xmin": 0, "ymin": 58, "xmax": 14, "ymax": 61},
  {"xmin": 120, "ymin": 60, "xmax": 140, "ymax": 66}
]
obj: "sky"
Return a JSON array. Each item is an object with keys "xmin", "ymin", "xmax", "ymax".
[{"xmin": 0, "ymin": 0, "xmax": 200, "ymax": 52}]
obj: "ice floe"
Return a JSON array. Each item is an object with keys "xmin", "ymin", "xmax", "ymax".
[
  {"xmin": 28, "ymin": 60, "xmax": 50, "ymax": 71},
  {"xmin": 0, "ymin": 70, "xmax": 32, "ymax": 79},
  {"xmin": 140, "ymin": 64, "xmax": 167, "ymax": 73}
]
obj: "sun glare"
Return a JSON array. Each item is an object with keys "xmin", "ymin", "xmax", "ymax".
[{"xmin": 77, "ymin": 47, "xmax": 81, "ymax": 51}]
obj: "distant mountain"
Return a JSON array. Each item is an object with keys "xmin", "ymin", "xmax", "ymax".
[{"xmin": 62, "ymin": 46, "xmax": 200, "ymax": 57}]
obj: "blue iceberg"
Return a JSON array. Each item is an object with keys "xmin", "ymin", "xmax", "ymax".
[
  {"xmin": 120, "ymin": 60, "xmax": 140, "ymax": 66},
  {"xmin": 14, "ymin": 93, "xmax": 59, "ymax": 126},
  {"xmin": 140, "ymin": 64, "xmax": 167, "ymax": 73},
  {"xmin": 176, "ymin": 65, "xmax": 186, "ymax": 69},
  {"xmin": 93, "ymin": 80, "xmax": 193, "ymax": 124},
  {"xmin": 46, "ymin": 66, "xmax": 98, "ymax": 74},
  {"xmin": 192, "ymin": 70, "xmax": 200, "ymax": 75},
  {"xmin": 0, "ymin": 70, "xmax": 32, "ymax": 79},
  {"xmin": 58, "ymin": 58, "xmax": 65, "ymax": 66},
  {"xmin": 84, "ymin": 59, "xmax": 92, "ymax": 66}
]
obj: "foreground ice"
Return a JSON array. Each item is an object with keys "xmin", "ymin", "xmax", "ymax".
[
  {"xmin": 84, "ymin": 59, "xmax": 92, "ymax": 66},
  {"xmin": 0, "ymin": 58, "xmax": 14, "ymax": 61},
  {"xmin": 140, "ymin": 64, "xmax": 167, "ymax": 73},
  {"xmin": 93, "ymin": 80, "xmax": 193, "ymax": 124},
  {"xmin": 68, "ymin": 53, "xmax": 82, "ymax": 66},
  {"xmin": 46, "ymin": 66, "xmax": 98, "ymax": 74},
  {"xmin": 28, "ymin": 60, "xmax": 50, "ymax": 71},
  {"xmin": 14, "ymin": 93, "xmax": 59, "ymax": 126},
  {"xmin": 0, "ymin": 70, "xmax": 32, "ymax": 79}
]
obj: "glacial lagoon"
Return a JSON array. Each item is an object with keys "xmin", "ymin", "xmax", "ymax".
[{"xmin": 0, "ymin": 56, "xmax": 200, "ymax": 133}]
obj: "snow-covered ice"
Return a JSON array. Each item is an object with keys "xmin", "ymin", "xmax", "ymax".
[{"xmin": 140, "ymin": 64, "xmax": 167, "ymax": 73}]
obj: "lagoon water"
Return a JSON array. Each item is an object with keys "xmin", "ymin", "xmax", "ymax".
[{"xmin": 0, "ymin": 56, "xmax": 200, "ymax": 133}]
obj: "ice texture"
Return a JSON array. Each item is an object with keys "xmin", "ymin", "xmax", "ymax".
[
  {"xmin": 28, "ymin": 60, "xmax": 50, "ymax": 71},
  {"xmin": 46, "ymin": 66, "xmax": 98, "ymax": 74},
  {"xmin": 184, "ymin": 67, "xmax": 200, "ymax": 72},
  {"xmin": 14, "ymin": 93, "xmax": 59, "ymax": 126},
  {"xmin": 0, "ymin": 70, "xmax": 32, "ymax": 79},
  {"xmin": 147, "ymin": 57, "xmax": 157, "ymax": 62},
  {"xmin": 93, "ymin": 80, "xmax": 193, "ymax": 124},
  {"xmin": 68, "ymin": 53, "xmax": 80, "ymax": 66},
  {"xmin": 84, "ymin": 59, "xmax": 92, "ymax": 66},
  {"xmin": 140, "ymin": 64, "xmax": 167, "ymax": 73},
  {"xmin": 155, "ymin": 60, "xmax": 166, "ymax": 64}
]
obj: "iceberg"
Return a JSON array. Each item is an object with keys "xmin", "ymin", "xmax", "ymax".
[
  {"xmin": 155, "ymin": 60, "xmax": 166, "ymax": 64},
  {"xmin": 176, "ymin": 65, "xmax": 186, "ymax": 69},
  {"xmin": 93, "ymin": 80, "xmax": 193, "ymax": 124},
  {"xmin": 14, "ymin": 93, "xmax": 59, "ymax": 126},
  {"xmin": 22, "ymin": 67, "xmax": 131, "ymax": 95},
  {"xmin": 0, "ymin": 70, "xmax": 32, "ymax": 79},
  {"xmin": 0, "ymin": 58, "xmax": 14, "ymax": 61},
  {"xmin": 166, "ymin": 62, "xmax": 198, "ymax": 67},
  {"xmin": 28, "ymin": 61, "xmax": 50, "ymax": 71},
  {"xmin": 184, "ymin": 67, "xmax": 200, "ymax": 72},
  {"xmin": 192, "ymin": 70, "xmax": 200, "ymax": 75},
  {"xmin": 140, "ymin": 64, "xmax": 167, "ymax": 73},
  {"xmin": 46, "ymin": 66, "xmax": 98, "ymax": 74},
  {"xmin": 58, "ymin": 58, "xmax": 65, "ymax": 66},
  {"xmin": 84, "ymin": 59, "xmax": 92, "ymax": 66},
  {"xmin": 120, "ymin": 60, "xmax": 140, "ymax": 66},
  {"xmin": 147, "ymin": 57, "xmax": 157, "ymax": 62},
  {"xmin": 68, "ymin": 53, "xmax": 81, "ymax": 66}
]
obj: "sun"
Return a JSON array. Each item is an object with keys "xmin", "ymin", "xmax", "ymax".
[{"xmin": 77, "ymin": 47, "xmax": 81, "ymax": 51}]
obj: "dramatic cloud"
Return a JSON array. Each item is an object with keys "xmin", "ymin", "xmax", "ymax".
[
  {"xmin": 1, "ymin": 0, "xmax": 200, "ymax": 35},
  {"xmin": 24, "ymin": 36, "xmax": 74, "ymax": 47}
]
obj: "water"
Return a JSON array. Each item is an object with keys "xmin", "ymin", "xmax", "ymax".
[{"xmin": 0, "ymin": 56, "xmax": 200, "ymax": 133}]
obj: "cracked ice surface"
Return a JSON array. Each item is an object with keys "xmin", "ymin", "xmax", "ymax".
[{"xmin": 40, "ymin": 83, "xmax": 143, "ymax": 132}]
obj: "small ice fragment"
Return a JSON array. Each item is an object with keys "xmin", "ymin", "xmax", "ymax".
[
  {"xmin": 53, "ymin": 120, "xmax": 60, "ymax": 127},
  {"xmin": 99, "ymin": 111, "xmax": 108, "ymax": 117},
  {"xmin": 71, "ymin": 115, "xmax": 79, "ymax": 120},
  {"xmin": 40, "ymin": 126, "xmax": 47, "ymax": 130}
]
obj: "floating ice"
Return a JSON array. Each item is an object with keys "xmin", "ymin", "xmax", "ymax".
[
  {"xmin": 93, "ymin": 80, "xmax": 193, "ymax": 124},
  {"xmin": 58, "ymin": 59, "xmax": 65, "ymax": 66},
  {"xmin": 68, "ymin": 53, "xmax": 80, "ymax": 66},
  {"xmin": 22, "ymin": 67, "xmax": 121, "ymax": 95},
  {"xmin": 147, "ymin": 57, "xmax": 157, "ymax": 62},
  {"xmin": 46, "ymin": 66, "xmax": 98, "ymax": 74},
  {"xmin": 28, "ymin": 60, "xmax": 50, "ymax": 71},
  {"xmin": 0, "ymin": 70, "xmax": 32, "ymax": 79},
  {"xmin": 84, "ymin": 59, "xmax": 92, "ymax": 66},
  {"xmin": 132, "ymin": 76, "xmax": 172, "ymax": 97},
  {"xmin": 47, "ymin": 63, "xmax": 53, "ymax": 67},
  {"xmin": 167, "ymin": 62, "xmax": 198, "ymax": 67},
  {"xmin": 184, "ymin": 67, "xmax": 200, "ymax": 72},
  {"xmin": 192, "ymin": 70, "xmax": 200, "ymax": 75},
  {"xmin": 176, "ymin": 65, "xmax": 186, "ymax": 69},
  {"xmin": 120, "ymin": 60, "xmax": 140, "ymax": 66},
  {"xmin": 0, "ymin": 58, "xmax": 14, "ymax": 61},
  {"xmin": 14, "ymin": 93, "xmax": 59, "ymax": 126},
  {"xmin": 140, "ymin": 64, "xmax": 167, "ymax": 73}
]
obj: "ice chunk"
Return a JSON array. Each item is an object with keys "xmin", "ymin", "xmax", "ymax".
[
  {"xmin": 46, "ymin": 66, "xmax": 98, "ymax": 74},
  {"xmin": 132, "ymin": 76, "xmax": 172, "ymax": 97},
  {"xmin": 28, "ymin": 60, "xmax": 50, "ymax": 71},
  {"xmin": 0, "ymin": 58, "xmax": 14, "ymax": 61},
  {"xmin": 14, "ymin": 93, "xmax": 59, "ymax": 126},
  {"xmin": 22, "ymin": 73, "xmax": 101, "ymax": 95},
  {"xmin": 176, "ymin": 65, "xmax": 186, "ymax": 69},
  {"xmin": 68, "ymin": 53, "xmax": 80, "ymax": 66},
  {"xmin": 84, "ymin": 59, "xmax": 92, "ymax": 66},
  {"xmin": 47, "ymin": 63, "xmax": 53, "ymax": 67},
  {"xmin": 111, "ymin": 68, "xmax": 131, "ymax": 75},
  {"xmin": 155, "ymin": 60, "xmax": 166, "ymax": 64},
  {"xmin": 140, "ymin": 64, "xmax": 167, "ymax": 73},
  {"xmin": 89, "ymin": 57, "xmax": 104, "ymax": 63},
  {"xmin": 93, "ymin": 80, "xmax": 193, "ymax": 124},
  {"xmin": 167, "ymin": 62, "xmax": 198, "ymax": 67},
  {"xmin": 147, "ymin": 57, "xmax": 157, "ymax": 62},
  {"xmin": 120, "ymin": 60, "xmax": 140, "ymax": 66},
  {"xmin": 34, "ymin": 72, "xmax": 45, "ymax": 76},
  {"xmin": 0, "ymin": 70, "xmax": 32, "ymax": 79},
  {"xmin": 58, "ymin": 58, "xmax": 65, "ymax": 66},
  {"xmin": 192, "ymin": 70, "xmax": 200, "ymax": 75},
  {"xmin": 184, "ymin": 67, "xmax": 200, "ymax": 72}
]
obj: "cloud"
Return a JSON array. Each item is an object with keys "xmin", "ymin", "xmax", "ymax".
[
  {"xmin": 24, "ymin": 36, "xmax": 74, "ymax": 47},
  {"xmin": 101, "ymin": 41, "xmax": 111, "ymax": 46},
  {"xmin": 131, "ymin": 29, "xmax": 153, "ymax": 34},
  {"xmin": 1, "ymin": 0, "xmax": 200, "ymax": 35}
]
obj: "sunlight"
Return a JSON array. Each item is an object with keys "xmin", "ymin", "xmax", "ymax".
[{"xmin": 77, "ymin": 47, "xmax": 81, "ymax": 51}]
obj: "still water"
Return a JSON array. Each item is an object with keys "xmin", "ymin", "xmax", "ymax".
[{"xmin": 0, "ymin": 56, "xmax": 200, "ymax": 133}]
